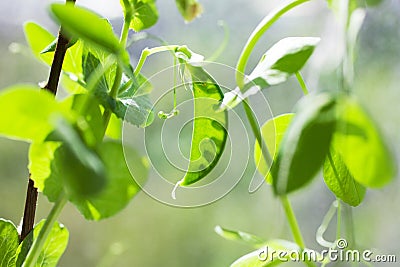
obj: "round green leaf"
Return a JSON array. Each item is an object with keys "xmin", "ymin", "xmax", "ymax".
[
  {"xmin": 24, "ymin": 22, "xmax": 55, "ymax": 66},
  {"xmin": 272, "ymin": 93, "xmax": 337, "ymax": 195},
  {"xmin": 54, "ymin": 144, "xmax": 106, "ymax": 198},
  {"xmin": 0, "ymin": 86, "xmax": 73, "ymax": 143},
  {"xmin": 29, "ymin": 141, "xmax": 63, "ymax": 202},
  {"xmin": 70, "ymin": 141, "xmax": 146, "ymax": 220},
  {"xmin": 254, "ymin": 114, "xmax": 294, "ymax": 184},
  {"xmin": 130, "ymin": 0, "xmax": 159, "ymax": 31},
  {"xmin": 332, "ymin": 97, "xmax": 395, "ymax": 188},
  {"xmin": 50, "ymin": 4, "xmax": 122, "ymax": 55},
  {"xmin": 24, "ymin": 22, "xmax": 84, "ymax": 75}
]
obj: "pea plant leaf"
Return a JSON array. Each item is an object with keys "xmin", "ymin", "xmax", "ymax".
[
  {"xmin": 24, "ymin": 22, "xmax": 55, "ymax": 66},
  {"xmin": 254, "ymin": 114, "xmax": 294, "ymax": 184},
  {"xmin": 62, "ymin": 94, "xmax": 105, "ymax": 147},
  {"xmin": 118, "ymin": 73, "xmax": 153, "ymax": 98},
  {"xmin": 48, "ymin": 118, "xmax": 107, "ymax": 198},
  {"xmin": 80, "ymin": 49, "xmax": 154, "ymax": 128},
  {"xmin": 177, "ymin": 65, "xmax": 228, "ymax": 186},
  {"xmin": 130, "ymin": 0, "xmax": 159, "ymax": 31},
  {"xmin": 214, "ymin": 226, "xmax": 266, "ymax": 248},
  {"xmin": 105, "ymin": 114, "xmax": 122, "ymax": 139},
  {"xmin": 70, "ymin": 141, "xmax": 146, "ymax": 220},
  {"xmin": 230, "ymin": 239, "xmax": 302, "ymax": 267},
  {"xmin": 50, "ymin": 4, "xmax": 123, "ymax": 57},
  {"xmin": 220, "ymin": 37, "xmax": 320, "ymax": 111},
  {"xmin": 15, "ymin": 220, "xmax": 69, "ymax": 267},
  {"xmin": 30, "ymin": 140, "xmax": 146, "ymax": 220},
  {"xmin": 272, "ymin": 93, "xmax": 337, "ymax": 195},
  {"xmin": 113, "ymin": 94, "xmax": 155, "ymax": 127},
  {"xmin": 29, "ymin": 141, "xmax": 63, "ymax": 202},
  {"xmin": 323, "ymin": 149, "xmax": 366, "ymax": 207},
  {"xmin": 24, "ymin": 22, "xmax": 84, "ymax": 76},
  {"xmin": 0, "ymin": 86, "xmax": 73, "ymax": 143},
  {"xmin": 82, "ymin": 51, "xmax": 110, "ymax": 93},
  {"xmin": 0, "ymin": 219, "xmax": 19, "ymax": 267},
  {"xmin": 330, "ymin": 96, "xmax": 395, "ymax": 188},
  {"xmin": 175, "ymin": 0, "xmax": 203, "ymax": 22}
]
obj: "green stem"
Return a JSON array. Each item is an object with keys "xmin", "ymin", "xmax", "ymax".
[
  {"xmin": 22, "ymin": 192, "xmax": 68, "ymax": 267},
  {"xmin": 102, "ymin": 62, "xmax": 123, "ymax": 130},
  {"xmin": 242, "ymin": 99, "xmax": 273, "ymax": 166},
  {"xmin": 235, "ymin": 0, "xmax": 310, "ymax": 89},
  {"xmin": 134, "ymin": 45, "xmax": 179, "ymax": 76},
  {"xmin": 295, "ymin": 72, "xmax": 309, "ymax": 95},
  {"xmin": 102, "ymin": 8, "xmax": 132, "ymax": 131},
  {"xmin": 280, "ymin": 195, "xmax": 305, "ymax": 248},
  {"xmin": 281, "ymin": 196, "xmax": 316, "ymax": 267},
  {"xmin": 242, "ymin": 98, "xmax": 314, "ymax": 266}
]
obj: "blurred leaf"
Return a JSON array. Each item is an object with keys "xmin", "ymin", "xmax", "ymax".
[
  {"xmin": 24, "ymin": 22, "xmax": 55, "ymax": 66},
  {"xmin": 15, "ymin": 220, "xmax": 68, "ymax": 267},
  {"xmin": 63, "ymin": 94, "xmax": 105, "ymax": 147},
  {"xmin": 50, "ymin": 4, "xmax": 122, "ymax": 56},
  {"xmin": 332, "ymin": 97, "xmax": 395, "ymax": 188},
  {"xmin": 29, "ymin": 141, "xmax": 62, "ymax": 202},
  {"xmin": 105, "ymin": 113, "xmax": 122, "ymax": 139},
  {"xmin": 61, "ymin": 74, "xmax": 86, "ymax": 94},
  {"xmin": 175, "ymin": 0, "xmax": 203, "ymax": 22},
  {"xmin": 62, "ymin": 39, "xmax": 85, "ymax": 76},
  {"xmin": 220, "ymin": 37, "xmax": 319, "ymax": 111},
  {"xmin": 254, "ymin": 114, "xmax": 294, "ymax": 184},
  {"xmin": 30, "ymin": 140, "xmax": 145, "ymax": 220},
  {"xmin": 70, "ymin": 141, "xmax": 146, "ymax": 220},
  {"xmin": 0, "ymin": 219, "xmax": 19, "ymax": 267},
  {"xmin": 230, "ymin": 239, "xmax": 300, "ymax": 267},
  {"xmin": 214, "ymin": 226, "xmax": 265, "ymax": 248},
  {"xmin": 272, "ymin": 93, "xmax": 337, "ymax": 195},
  {"xmin": 130, "ymin": 0, "xmax": 159, "ymax": 31},
  {"xmin": 0, "ymin": 86, "xmax": 73, "ymax": 143},
  {"xmin": 179, "ymin": 65, "xmax": 228, "ymax": 186},
  {"xmin": 323, "ymin": 149, "xmax": 366, "ymax": 206},
  {"xmin": 49, "ymin": 118, "xmax": 106, "ymax": 197},
  {"xmin": 24, "ymin": 22, "xmax": 84, "ymax": 75}
]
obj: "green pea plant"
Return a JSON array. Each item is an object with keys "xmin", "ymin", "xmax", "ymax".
[
  {"xmin": 214, "ymin": 0, "xmax": 396, "ymax": 266},
  {"xmin": 0, "ymin": 0, "xmax": 395, "ymax": 267}
]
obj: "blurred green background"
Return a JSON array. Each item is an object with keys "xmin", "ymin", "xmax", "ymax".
[{"xmin": 0, "ymin": 0, "xmax": 399, "ymax": 266}]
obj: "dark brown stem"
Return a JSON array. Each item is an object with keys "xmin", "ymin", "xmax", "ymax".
[
  {"xmin": 20, "ymin": 178, "xmax": 38, "ymax": 241},
  {"xmin": 43, "ymin": 30, "xmax": 71, "ymax": 94},
  {"xmin": 20, "ymin": 0, "xmax": 76, "ymax": 242}
]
